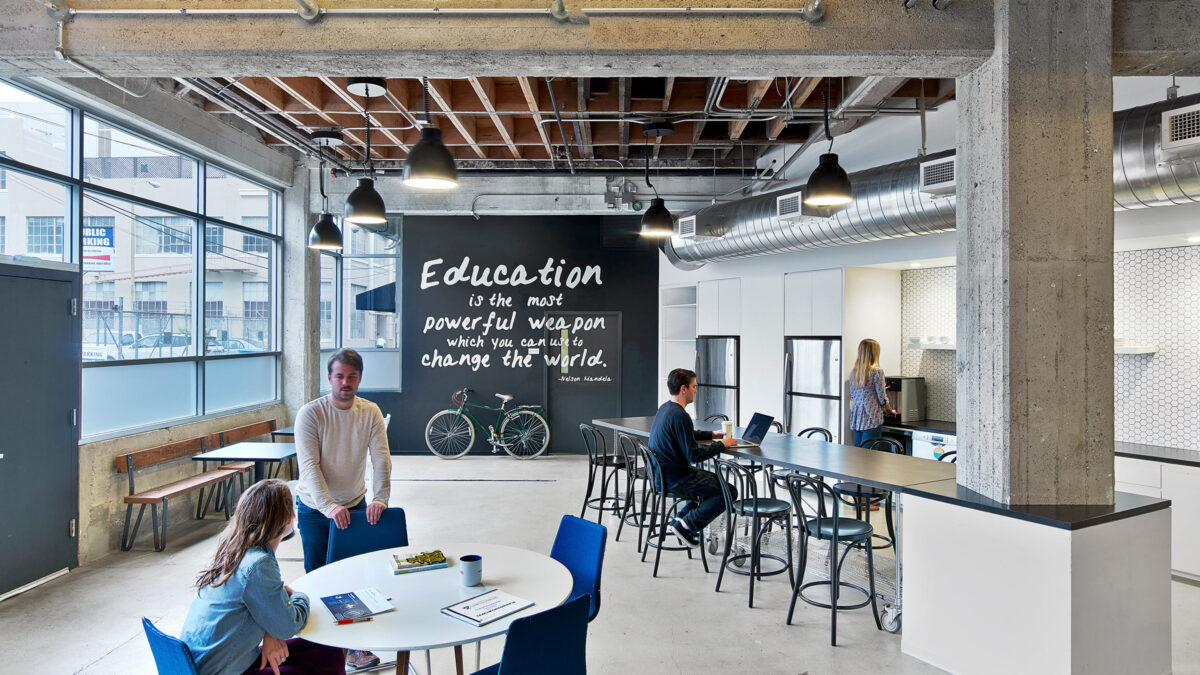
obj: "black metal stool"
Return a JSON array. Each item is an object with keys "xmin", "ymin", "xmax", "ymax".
[
  {"xmin": 578, "ymin": 423, "xmax": 626, "ymax": 523},
  {"xmin": 831, "ymin": 436, "xmax": 902, "ymax": 550},
  {"xmin": 785, "ymin": 474, "xmax": 883, "ymax": 646},
  {"xmin": 638, "ymin": 441, "xmax": 709, "ymax": 577},
  {"xmin": 713, "ymin": 458, "xmax": 794, "ymax": 608},
  {"xmin": 614, "ymin": 431, "xmax": 652, "ymax": 552}
]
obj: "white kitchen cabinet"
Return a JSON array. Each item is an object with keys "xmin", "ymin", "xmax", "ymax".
[
  {"xmin": 1161, "ymin": 463, "xmax": 1200, "ymax": 579},
  {"xmin": 811, "ymin": 268, "xmax": 844, "ymax": 335},
  {"xmin": 1115, "ymin": 481, "xmax": 1161, "ymax": 499},
  {"xmin": 1114, "ymin": 456, "xmax": 1162, "ymax": 489},
  {"xmin": 696, "ymin": 279, "xmax": 740, "ymax": 335},
  {"xmin": 785, "ymin": 269, "xmax": 843, "ymax": 336}
]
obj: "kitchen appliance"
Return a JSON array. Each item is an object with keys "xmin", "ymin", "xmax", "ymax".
[
  {"xmin": 695, "ymin": 336, "xmax": 739, "ymax": 421},
  {"xmin": 885, "ymin": 376, "xmax": 926, "ymax": 423},
  {"xmin": 783, "ymin": 337, "xmax": 842, "ymax": 443},
  {"xmin": 911, "ymin": 429, "xmax": 956, "ymax": 461}
]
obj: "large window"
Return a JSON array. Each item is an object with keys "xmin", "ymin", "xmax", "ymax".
[
  {"xmin": 0, "ymin": 79, "xmax": 286, "ymax": 437},
  {"xmin": 319, "ymin": 220, "xmax": 401, "ymax": 391}
]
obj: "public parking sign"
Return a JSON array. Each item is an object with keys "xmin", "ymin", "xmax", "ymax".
[{"xmin": 83, "ymin": 225, "xmax": 115, "ymax": 271}]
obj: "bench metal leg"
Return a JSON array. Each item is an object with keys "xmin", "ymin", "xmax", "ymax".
[
  {"xmin": 224, "ymin": 477, "xmax": 234, "ymax": 520},
  {"xmin": 121, "ymin": 503, "xmax": 146, "ymax": 551},
  {"xmin": 152, "ymin": 500, "xmax": 170, "ymax": 552}
]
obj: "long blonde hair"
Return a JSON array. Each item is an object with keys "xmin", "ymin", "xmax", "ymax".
[
  {"xmin": 851, "ymin": 339, "xmax": 882, "ymax": 387},
  {"xmin": 196, "ymin": 479, "xmax": 294, "ymax": 589}
]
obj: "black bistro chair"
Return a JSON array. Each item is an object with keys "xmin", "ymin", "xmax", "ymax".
[
  {"xmin": 578, "ymin": 423, "xmax": 627, "ymax": 524},
  {"xmin": 638, "ymin": 441, "xmax": 709, "ymax": 577},
  {"xmin": 785, "ymin": 474, "xmax": 883, "ymax": 645},
  {"xmin": 713, "ymin": 458, "xmax": 793, "ymax": 608},
  {"xmin": 614, "ymin": 431, "xmax": 652, "ymax": 551},
  {"xmin": 831, "ymin": 436, "xmax": 903, "ymax": 550}
]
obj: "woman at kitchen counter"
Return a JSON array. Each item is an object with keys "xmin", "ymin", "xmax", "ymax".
[{"xmin": 849, "ymin": 338, "xmax": 897, "ymax": 447}]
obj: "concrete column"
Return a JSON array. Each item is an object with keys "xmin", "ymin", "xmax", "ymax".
[
  {"xmin": 956, "ymin": 0, "xmax": 1114, "ymax": 505},
  {"xmin": 281, "ymin": 164, "xmax": 320, "ymax": 421}
]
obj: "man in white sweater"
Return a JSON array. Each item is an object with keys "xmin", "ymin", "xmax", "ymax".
[{"xmin": 294, "ymin": 348, "xmax": 392, "ymax": 573}]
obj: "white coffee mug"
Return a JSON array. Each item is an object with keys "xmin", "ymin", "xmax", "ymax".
[{"xmin": 459, "ymin": 554, "xmax": 482, "ymax": 587}]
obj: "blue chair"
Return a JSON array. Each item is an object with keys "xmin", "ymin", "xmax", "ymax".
[
  {"xmin": 142, "ymin": 617, "xmax": 198, "ymax": 675},
  {"xmin": 549, "ymin": 514, "xmax": 607, "ymax": 622},
  {"xmin": 325, "ymin": 507, "xmax": 408, "ymax": 564},
  {"xmin": 470, "ymin": 594, "xmax": 591, "ymax": 675}
]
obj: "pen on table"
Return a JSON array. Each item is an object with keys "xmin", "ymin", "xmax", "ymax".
[{"xmin": 336, "ymin": 617, "xmax": 373, "ymax": 625}]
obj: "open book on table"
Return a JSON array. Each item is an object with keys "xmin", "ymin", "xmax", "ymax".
[{"xmin": 440, "ymin": 589, "xmax": 534, "ymax": 627}]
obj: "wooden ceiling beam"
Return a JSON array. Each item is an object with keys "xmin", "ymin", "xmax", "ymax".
[
  {"xmin": 686, "ymin": 77, "xmax": 715, "ymax": 160},
  {"xmin": 576, "ymin": 78, "xmax": 594, "ymax": 160},
  {"xmin": 231, "ymin": 77, "xmax": 361, "ymax": 161},
  {"xmin": 728, "ymin": 78, "xmax": 773, "ymax": 141},
  {"xmin": 618, "ymin": 77, "xmax": 631, "ymax": 161},
  {"xmin": 423, "ymin": 78, "xmax": 487, "ymax": 160},
  {"xmin": 318, "ymin": 76, "xmax": 409, "ymax": 158},
  {"xmin": 469, "ymin": 77, "xmax": 521, "ymax": 160},
  {"xmin": 653, "ymin": 76, "xmax": 675, "ymax": 161},
  {"xmin": 269, "ymin": 76, "xmax": 357, "ymax": 161},
  {"xmin": 517, "ymin": 77, "xmax": 555, "ymax": 161},
  {"xmin": 766, "ymin": 76, "xmax": 822, "ymax": 141}
]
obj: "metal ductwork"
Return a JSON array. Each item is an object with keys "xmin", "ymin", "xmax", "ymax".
[{"xmin": 666, "ymin": 93, "xmax": 1200, "ymax": 269}]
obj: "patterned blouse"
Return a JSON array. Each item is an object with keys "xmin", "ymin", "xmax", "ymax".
[{"xmin": 849, "ymin": 367, "xmax": 888, "ymax": 431}]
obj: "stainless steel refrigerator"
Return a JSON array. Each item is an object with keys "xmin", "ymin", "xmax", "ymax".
[
  {"xmin": 783, "ymin": 337, "xmax": 842, "ymax": 442},
  {"xmin": 694, "ymin": 336, "xmax": 739, "ymax": 422}
]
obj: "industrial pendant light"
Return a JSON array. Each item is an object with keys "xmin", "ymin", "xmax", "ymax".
[
  {"xmin": 403, "ymin": 77, "xmax": 459, "ymax": 190},
  {"xmin": 343, "ymin": 98, "xmax": 388, "ymax": 226},
  {"xmin": 308, "ymin": 162, "xmax": 343, "ymax": 250},
  {"xmin": 803, "ymin": 83, "xmax": 853, "ymax": 207},
  {"xmin": 639, "ymin": 132, "xmax": 674, "ymax": 238}
]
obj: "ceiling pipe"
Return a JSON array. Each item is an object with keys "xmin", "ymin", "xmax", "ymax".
[
  {"xmin": 665, "ymin": 93, "xmax": 1200, "ymax": 268},
  {"xmin": 545, "ymin": 77, "xmax": 576, "ymax": 175},
  {"xmin": 294, "ymin": 0, "xmax": 320, "ymax": 21}
]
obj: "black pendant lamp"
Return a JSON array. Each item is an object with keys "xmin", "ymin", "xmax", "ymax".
[
  {"xmin": 803, "ymin": 84, "xmax": 853, "ymax": 207},
  {"xmin": 639, "ymin": 127, "xmax": 675, "ymax": 238},
  {"xmin": 308, "ymin": 162, "xmax": 343, "ymax": 250},
  {"xmin": 403, "ymin": 77, "xmax": 459, "ymax": 190},
  {"xmin": 343, "ymin": 98, "xmax": 388, "ymax": 226}
]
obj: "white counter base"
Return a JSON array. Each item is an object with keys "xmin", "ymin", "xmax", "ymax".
[{"xmin": 901, "ymin": 495, "xmax": 1172, "ymax": 674}]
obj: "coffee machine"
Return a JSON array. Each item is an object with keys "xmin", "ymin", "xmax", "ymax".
[{"xmin": 884, "ymin": 376, "xmax": 926, "ymax": 423}]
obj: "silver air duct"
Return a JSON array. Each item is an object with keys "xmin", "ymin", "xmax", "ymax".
[{"xmin": 666, "ymin": 94, "xmax": 1200, "ymax": 269}]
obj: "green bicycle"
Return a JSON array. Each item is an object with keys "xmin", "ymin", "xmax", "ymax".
[{"xmin": 424, "ymin": 388, "xmax": 550, "ymax": 459}]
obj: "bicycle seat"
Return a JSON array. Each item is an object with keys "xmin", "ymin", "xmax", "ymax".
[{"xmin": 495, "ymin": 393, "xmax": 514, "ymax": 402}]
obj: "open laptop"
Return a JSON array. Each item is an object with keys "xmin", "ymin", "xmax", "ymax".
[{"xmin": 729, "ymin": 412, "xmax": 774, "ymax": 448}]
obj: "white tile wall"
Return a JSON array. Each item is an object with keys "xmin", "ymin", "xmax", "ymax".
[
  {"xmin": 1114, "ymin": 246, "xmax": 1200, "ymax": 449},
  {"xmin": 900, "ymin": 266, "xmax": 957, "ymax": 421}
]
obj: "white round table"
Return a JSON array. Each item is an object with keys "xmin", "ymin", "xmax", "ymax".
[{"xmin": 291, "ymin": 542, "xmax": 572, "ymax": 668}]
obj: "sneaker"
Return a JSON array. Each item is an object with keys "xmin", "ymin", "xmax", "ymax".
[
  {"xmin": 346, "ymin": 649, "xmax": 381, "ymax": 670},
  {"xmin": 669, "ymin": 519, "xmax": 700, "ymax": 548}
]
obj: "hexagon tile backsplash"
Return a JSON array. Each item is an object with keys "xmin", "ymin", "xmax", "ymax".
[{"xmin": 900, "ymin": 249, "xmax": 1198, "ymax": 450}]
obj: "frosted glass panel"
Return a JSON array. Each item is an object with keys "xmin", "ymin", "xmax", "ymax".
[
  {"xmin": 82, "ymin": 361, "xmax": 196, "ymax": 435},
  {"xmin": 205, "ymin": 355, "xmax": 276, "ymax": 412}
]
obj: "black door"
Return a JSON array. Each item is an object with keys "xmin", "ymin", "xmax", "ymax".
[
  {"xmin": 544, "ymin": 311, "xmax": 622, "ymax": 454},
  {"xmin": 0, "ymin": 268, "xmax": 78, "ymax": 595}
]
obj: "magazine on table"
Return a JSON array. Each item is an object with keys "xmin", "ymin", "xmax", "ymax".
[
  {"xmin": 319, "ymin": 587, "xmax": 394, "ymax": 624},
  {"xmin": 440, "ymin": 589, "xmax": 534, "ymax": 627},
  {"xmin": 389, "ymin": 549, "xmax": 449, "ymax": 575}
]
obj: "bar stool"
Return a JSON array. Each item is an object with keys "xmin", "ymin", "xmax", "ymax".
[
  {"xmin": 769, "ymin": 426, "xmax": 832, "ymax": 497},
  {"xmin": 638, "ymin": 441, "xmax": 709, "ymax": 577},
  {"xmin": 713, "ymin": 458, "xmax": 794, "ymax": 608},
  {"xmin": 830, "ymin": 436, "xmax": 902, "ymax": 550},
  {"xmin": 578, "ymin": 423, "xmax": 626, "ymax": 523},
  {"xmin": 614, "ymin": 431, "xmax": 651, "ymax": 552},
  {"xmin": 785, "ymin": 474, "xmax": 883, "ymax": 646}
]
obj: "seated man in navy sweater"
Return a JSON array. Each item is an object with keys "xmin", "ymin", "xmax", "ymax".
[{"xmin": 648, "ymin": 368, "xmax": 737, "ymax": 548}]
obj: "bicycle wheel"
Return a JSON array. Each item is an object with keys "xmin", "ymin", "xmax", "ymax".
[
  {"xmin": 425, "ymin": 410, "xmax": 475, "ymax": 459},
  {"xmin": 497, "ymin": 410, "xmax": 550, "ymax": 459}
]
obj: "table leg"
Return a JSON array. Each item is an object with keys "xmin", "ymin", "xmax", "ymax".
[
  {"xmin": 396, "ymin": 651, "xmax": 410, "ymax": 673},
  {"xmin": 253, "ymin": 460, "xmax": 266, "ymax": 484},
  {"xmin": 454, "ymin": 644, "xmax": 465, "ymax": 675}
]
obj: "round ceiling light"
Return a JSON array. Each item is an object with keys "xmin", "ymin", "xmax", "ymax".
[
  {"xmin": 403, "ymin": 127, "xmax": 459, "ymax": 190},
  {"xmin": 803, "ymin": 153, "xmax": 853, "ymax": 207},
  {"xmin": 346, "ymin": 77, "xmax": 388, "ymax": 98},
  {"xmin": 307, "ymin": 212, "xmax": 343, "ymax": 250},
  {"xmin": 309, "ymin": 129, "xmax": 346, "ymax": 147},
  {"xmin": 343, "ymin": 177, "xmax": 388, "ymax": 226},
  {"xmin": 639, "ymin": 198, "xmax": 674, "ymax": 238}
]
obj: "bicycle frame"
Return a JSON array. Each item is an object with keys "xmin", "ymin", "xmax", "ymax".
[{"xmin": 446, "ymin": 390, "xmax": 543, "ymax": 448}]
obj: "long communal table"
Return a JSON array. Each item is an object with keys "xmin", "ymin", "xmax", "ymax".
[{"xmin": 592, "ymin": 415, "xmax": 957, "ymax": 625}]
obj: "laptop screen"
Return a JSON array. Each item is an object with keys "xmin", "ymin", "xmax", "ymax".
[{"xmin": 742, "ymin": 413, "xmax": 774, "ymax": 443}]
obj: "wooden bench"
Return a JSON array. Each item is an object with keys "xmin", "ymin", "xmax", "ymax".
[
  {"xmin": 213, "ymin": 419, "xmax": 287, "ymax": 479},
  {"xmin": 116, "ymin": 438, "xmax": 237, "ymax": 552}
]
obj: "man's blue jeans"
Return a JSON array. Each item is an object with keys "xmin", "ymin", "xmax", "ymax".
[
  {"xmin": 296, "ymin": 497, "xmax": 364, "ymax": 572},
  {"xmin": 668, "ymin": 470, "xmax": 734, "ymax": 532},
  {"xmin": 853, "ymin": 426, "xmax": 882, "ymax": 448}
]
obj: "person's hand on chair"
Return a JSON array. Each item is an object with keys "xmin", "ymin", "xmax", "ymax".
[
  {"xmin": 330, "ymin": 505, "xmax": 351, "ymax": 529},
  {"xmin": 366, "ymin": 501, "xmax": 385, "ymax": 525}
]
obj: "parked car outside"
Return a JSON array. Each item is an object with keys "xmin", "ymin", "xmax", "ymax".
[
  {"xmin": 216, "ymin": 337, "xmax": 267, "ymax": 354},
  {"xmin": 83, "ymin": 333, "xmax": 222, "ymax": 361}
]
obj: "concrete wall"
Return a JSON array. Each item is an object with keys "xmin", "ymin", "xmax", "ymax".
[{"xmin": 77, "ymin": 403, "xmax": 287, "ymax": 564}]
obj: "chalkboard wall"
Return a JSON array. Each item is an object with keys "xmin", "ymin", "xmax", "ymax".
[{"xmin": 363, "ymin": 215, "xmax": 659, "ymax": 454}]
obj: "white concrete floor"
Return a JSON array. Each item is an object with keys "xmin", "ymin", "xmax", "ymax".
[{"xmin": 2, "ymin": 455, "xmax": 1198, "ymax": 674}]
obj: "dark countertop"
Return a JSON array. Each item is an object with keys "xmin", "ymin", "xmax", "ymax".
[
  {"xmin": 1115, "ymin": 441, "xmax": 1200, "ymax": 468},
  {"xmin": 882, "ymin": 418, "xmax": 957, "ymax": 435},
  {"xmin": 594, "ymin": 416, "xmax": 1171, "ymax": 530},
  {"xmin": 904, "ymin": 479, "xmax": 1171, "ymax": 530}
]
